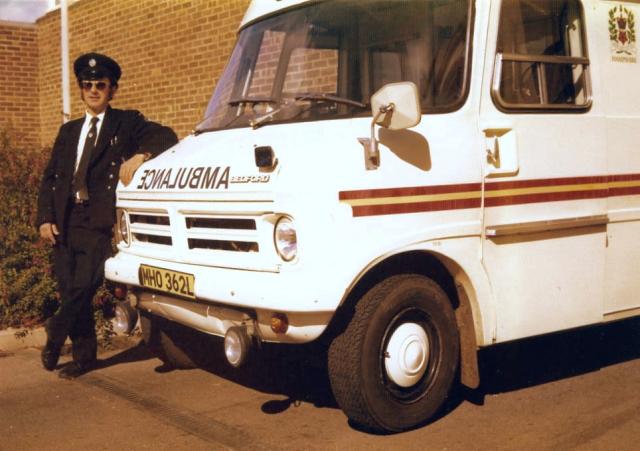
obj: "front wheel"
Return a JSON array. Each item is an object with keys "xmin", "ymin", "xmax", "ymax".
[{"xmin": 328, "ymin": 274, "xmax": 459, "ymax": 432}]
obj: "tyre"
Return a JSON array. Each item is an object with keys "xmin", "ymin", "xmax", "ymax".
[
  {"xmin": 328, "ymin": 274, "xmax": 459, "ymax": 432},
  {"xmin": 139, "ymin": 311, "xmax": 197, "ymax": 369}
]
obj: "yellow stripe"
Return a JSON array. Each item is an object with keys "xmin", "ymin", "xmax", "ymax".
[
  {"xmin": 342, "ymin": 180, "xmax": 639, "ymax": 208},
  {"xmin": 608, "ymin": 180, "xmax": 640, "ymax": 189}
]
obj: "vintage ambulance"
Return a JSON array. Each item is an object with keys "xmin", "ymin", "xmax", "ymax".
[{"xmin": 105, "ymin": 0, "xmax": 640, "ymax": 432}]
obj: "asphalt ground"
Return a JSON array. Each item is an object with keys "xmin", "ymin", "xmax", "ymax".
[{"xmin": 1, "ymin": 318, "xmax": 639, "ymax": 450}]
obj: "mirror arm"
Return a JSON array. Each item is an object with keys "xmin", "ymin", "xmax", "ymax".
[{"xmin": 358, "ymin": 103, "xmax": 395, "ymax": 171}]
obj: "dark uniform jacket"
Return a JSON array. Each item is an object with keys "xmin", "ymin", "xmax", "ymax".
[{"xmin": 37, "ymin": 107, "xmax": 178, "ymax": 234}]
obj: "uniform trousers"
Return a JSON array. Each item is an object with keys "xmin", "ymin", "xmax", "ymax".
[{"xmin": 45, "ymin": 201, "xmax": 112, "ymax": 364}]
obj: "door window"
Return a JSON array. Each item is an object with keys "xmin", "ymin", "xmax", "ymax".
[{"xmin": 493, "ymin": 0, "xmax": 591, "ymax": 111}]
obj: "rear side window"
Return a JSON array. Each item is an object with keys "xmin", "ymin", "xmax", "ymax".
[{"xmin": 493, "ymin": 0, "xmax": 591, "ymax": 111}]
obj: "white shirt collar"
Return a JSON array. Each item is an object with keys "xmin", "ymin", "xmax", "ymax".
[{"xmin": 85, "ymin": 110, "xmax": 106, "ymax": 123}]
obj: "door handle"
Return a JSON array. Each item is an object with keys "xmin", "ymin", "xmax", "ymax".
[
  {"xmin": 482, "ymin": 127, "xmax": 518, "ymax": 177},
  {"xmin": 486, "ymin": 136, "xmax": 500, "ymax": 166}
]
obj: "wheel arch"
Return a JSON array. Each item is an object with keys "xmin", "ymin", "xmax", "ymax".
[{"xmin": 329, "ymin": 249, "xmax": 481, "ymax": 389}]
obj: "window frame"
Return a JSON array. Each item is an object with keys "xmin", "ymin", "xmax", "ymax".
[{"xmin": 491, "ymin": 0, "xmax": 593, "ymax": 113}]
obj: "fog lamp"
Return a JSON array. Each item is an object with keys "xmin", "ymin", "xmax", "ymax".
[
  {"xmin": 113, "ymin": 300, "xmax": 138, "ymax": 335},
  {"xmin": 224, "ymin": 326, "xmax": 250, "ymax": 368}
]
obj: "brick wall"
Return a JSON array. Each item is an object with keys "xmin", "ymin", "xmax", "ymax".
[
  {"xmin": 0, "ymin": 21, "xmax": 39, "ymax": 148},
  {"xmin": 248, "ymin": 30, "xmax": 285, "ymax": 97},
  {"xmin": 248, "ymin": 31, "xmax": 339, "ymax": 98},
  {"xmin": 283, "ymin": 48, "xmax": 338, "ymax": 94},
  {"xmin": 37, "ymin": 0, "xmax": 250, "ymax": 146}
]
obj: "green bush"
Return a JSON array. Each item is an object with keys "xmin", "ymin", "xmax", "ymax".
[
  {"xmin": 0, "ymin": 130, "xmax": 115, "ymax": 343},
  {"xmin": 0, "ymin": 130, "xmax": 58, "ymax": 329}
]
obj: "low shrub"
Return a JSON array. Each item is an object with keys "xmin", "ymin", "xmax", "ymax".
[{"xmin": 0, "ymin": 130, "xmax": 115, "ymax": 343}]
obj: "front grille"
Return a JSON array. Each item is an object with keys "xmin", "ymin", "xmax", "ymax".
[{"xmin": 125, "ymin": 207, "xmax": 278, "ymax": 271}]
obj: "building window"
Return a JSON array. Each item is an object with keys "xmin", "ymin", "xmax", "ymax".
[{"xmin": 492, "ymin": 0, "xmax": 591, "ymax": 112}]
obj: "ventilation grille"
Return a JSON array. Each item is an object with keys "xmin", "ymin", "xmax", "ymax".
[
  {"xmin": 186, "ymin": 217, "xmax": 256, "ymax": 230},
  {"xmin": 187, "ymin": 239, "xmax": 259, "ymax": 252},
  {"xmin": 130, "ymin": 214, "xmax": 170, "ymax": 226},
  {"xmin": 185, "ymin": 215, "xmax": 260, "ymax": 254},
  {"xmin": 130, "ymin": 211, "xmax": 172, "ymax": 246}
]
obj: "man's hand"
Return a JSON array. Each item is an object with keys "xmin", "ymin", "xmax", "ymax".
[
  {"xmin": 119, "ymin": 153, "xmax": 148, "ymax": 186},
  {"xmin": 39, "ymin": 222, "xmax": 59, "ymax": 245}
]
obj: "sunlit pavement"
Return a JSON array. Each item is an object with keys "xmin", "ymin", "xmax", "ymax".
[{"xmin": 1, "ymin": 319, "xmax": 639, "ymax": 450}]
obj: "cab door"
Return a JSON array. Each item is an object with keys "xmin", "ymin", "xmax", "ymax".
[
  {"xmin": 599, "ymin": 1, "xmax": 640, "ymax": 318},
  {"xmin": 479, "ymin": 0, "xmax": 607, "ymax": 343}
]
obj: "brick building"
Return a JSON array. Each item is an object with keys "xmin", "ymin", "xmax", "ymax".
[
  {"xmin": 0, "ymin": 0, "xmax": 250, "ymax": 148},
  {"xmin": 0, "ymin": 21, "xmax": 39, "ymax": 148}
]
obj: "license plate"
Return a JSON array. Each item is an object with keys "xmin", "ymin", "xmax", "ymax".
[{"xmin": 138, "ymin": 264, "xmax": 195, "ymax": 299}]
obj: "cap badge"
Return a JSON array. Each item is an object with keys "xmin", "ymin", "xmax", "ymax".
[{"xmin": 89, "ymin": 58, "xmax": 96, "ymax": 67}]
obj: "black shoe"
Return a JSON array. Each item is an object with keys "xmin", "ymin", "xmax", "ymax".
[
  {"xmin": 57, "ymin": 360, "xmax": 94, "ymax": 380},
  {"xmin": 41, "ymin": 340, "xmax": 61, "ymax": 371}
]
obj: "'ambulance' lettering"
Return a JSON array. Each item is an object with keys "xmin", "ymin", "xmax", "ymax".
[{"xmin": 135, "ymin": 166, "xmax": 232, "ymax": 190}]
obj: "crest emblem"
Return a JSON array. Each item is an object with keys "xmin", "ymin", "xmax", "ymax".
[
  {"xmin": 609, "ymin": 4, "xmax": 637, "ymax": 63},
  {"xmin": 89, "ymin": 58, "xmax": 97, "ymax": 67}
]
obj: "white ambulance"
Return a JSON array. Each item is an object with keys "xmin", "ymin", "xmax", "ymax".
[{"xmin": 106, "ymin": 0, "xmax": 640, "ymax": 432}]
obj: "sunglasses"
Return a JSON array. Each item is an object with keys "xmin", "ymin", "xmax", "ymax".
[{"xmin": 80, "ymin": 81, "xmax": 110, "ymax": 91}]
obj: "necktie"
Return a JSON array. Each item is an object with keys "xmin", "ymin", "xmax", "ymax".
[{"xmin": 72, "ymin": 116, "xmax": 99, "ymax": 201}]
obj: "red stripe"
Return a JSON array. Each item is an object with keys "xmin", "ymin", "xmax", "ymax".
[
  {"xmin": 609, "ymin": 174, "xmax": 640, "ymax": 182},
  {"xmin": 609, "ymin": 186, "xmax": 640, "ymax": 196}
]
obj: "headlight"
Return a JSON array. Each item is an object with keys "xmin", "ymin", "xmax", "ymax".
[
  {"xmin": 274, "ymin": 216, "xmax": 297, "ymax": 261},
  {"xmin": 115, "ymin": 208, "xmax": 130, "ymax": 246}
]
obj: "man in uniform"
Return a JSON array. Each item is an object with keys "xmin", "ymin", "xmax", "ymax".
[{"xmin": 37, "ymin": 52, "xmax": 178, "ymax": 378}]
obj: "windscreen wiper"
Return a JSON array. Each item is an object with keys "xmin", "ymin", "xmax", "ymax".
[
  {"xmin": 249, "ymin": 99, "xmax": 299, "ymax": 129},
  {"xmin": 230, "ymin": 96, "xmax": 287, "ymax": 129},
  {"xmin": 294, "ymin": 93, "xmax": 366, "ymax": 108},
  {"xmin": 194, "ymin": 97, "xmax": 283, "ymax": 134},
  {"xmin": 228, "ymin": 96, "xmax": 279, "ymax": 106}
]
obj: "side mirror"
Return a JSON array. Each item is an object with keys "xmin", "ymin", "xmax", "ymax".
[{"xmin": 359, "ymin": 82, "xmax": 421, "ymax": 170}]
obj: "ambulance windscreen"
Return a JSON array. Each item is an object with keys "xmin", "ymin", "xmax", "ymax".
[{"xmin": 196, "ymin": 0, "xmax": 472, "ymax": 133}]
